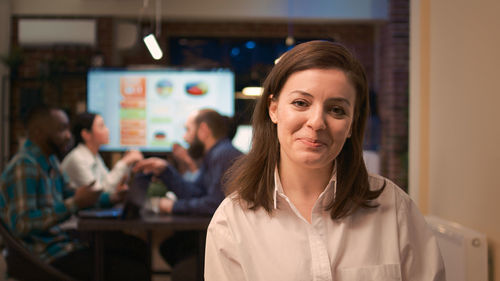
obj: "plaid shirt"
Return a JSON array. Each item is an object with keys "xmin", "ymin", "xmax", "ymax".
[{"xmin": 0, "ymin": 139, "xmax": 84, "ymax": 263}]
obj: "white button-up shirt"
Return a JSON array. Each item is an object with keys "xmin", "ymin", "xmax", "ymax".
[{"xmin": 205, "ymin": 170, "xmax": 445, "ymax": 281}]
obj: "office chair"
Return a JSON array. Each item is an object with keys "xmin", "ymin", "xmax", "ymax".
[{"xmin": 0, "ymin": 219, "xmax": 77, "ymax": 281}]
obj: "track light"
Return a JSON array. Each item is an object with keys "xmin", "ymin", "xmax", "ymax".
[{"xmin": 143, "ymin": 33, "xmax": 163, "ymax": 60}]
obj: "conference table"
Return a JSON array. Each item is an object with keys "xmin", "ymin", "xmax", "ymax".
[{"xmin": 77, "ymin": 212, "xmax": 211, "ymax": 281}]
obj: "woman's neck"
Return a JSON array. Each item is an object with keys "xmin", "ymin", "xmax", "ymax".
[
  {"xmin": 278, "ymin": 160, "xmax": 333, "ymax": 203},
  {"xmin": 278, "ymin": 160, "xmax": 333, "ymax": 223},
  {"xmin": 85, "ymin": 142, "xmax": 99, "ymax": 155}
]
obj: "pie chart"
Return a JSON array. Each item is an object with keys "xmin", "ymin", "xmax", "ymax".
[
  {"xmin": 156, "ymin": 79, "xmax": 173, "ymax": 97},
  {"xmin": 185, "ymin": 82, "xmax": 208, "ymax": 96}
]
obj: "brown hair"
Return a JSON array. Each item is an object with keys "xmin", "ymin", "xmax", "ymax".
[{"xmin": 225, "ymin": 40, "xmax": 384, "ymax": 220}]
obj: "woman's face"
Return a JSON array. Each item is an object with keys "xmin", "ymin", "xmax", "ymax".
[
  {"xmin": 90, "ymin": 115, "xmax": 109, "ymax": 145},
  {"xmin": 269, "ymin": 68, "xmax": 355, "ymax": 171}
]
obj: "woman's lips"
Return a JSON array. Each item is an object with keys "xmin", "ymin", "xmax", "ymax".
[{"xmin": 298, "ymin": 137, "xmax": 326, "ymax": 147}]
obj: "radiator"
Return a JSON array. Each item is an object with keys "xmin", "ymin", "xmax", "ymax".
[{"xmin": 425, "ymin": 215, "xmax": 488, "ymax": 281}]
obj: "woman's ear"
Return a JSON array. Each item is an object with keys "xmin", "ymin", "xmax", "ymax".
[
  {"xmin": 81, "ymin": 129, "xmax": 92, "ymax": 143},
  {"xmin": 268, "ymin": 95, "xmax": 278, "ymax": 124}
]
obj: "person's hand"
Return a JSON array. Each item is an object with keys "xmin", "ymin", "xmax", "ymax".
[
  {"xmin": 73, "ymin": 181, "xmax": 102, "ymax": 209},
  {"xmin": 133, "ymin": 157, "xmax": 168, "ymax": 176},
  {"xmin": 122, "ymin": 150, "xmax": 144, "ymax": 166},
  {"xmin": 172, "ymin": 143, "xmax": 190, "ymax": 162},
  {"xmin": 172, "ymin": 143, "xmax": 197, "ymax": 172},
  {"xmin": 110, "ymin": 182, "xmax": 128, "ymax": 204},
  {"xmin": 159, "ymin": 197, "xmax": 175, "ymax": 214}
]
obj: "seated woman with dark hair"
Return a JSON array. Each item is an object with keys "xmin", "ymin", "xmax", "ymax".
[{"xmin": 61, "ymin": 112, "xmax": 143, "ymax": 205}]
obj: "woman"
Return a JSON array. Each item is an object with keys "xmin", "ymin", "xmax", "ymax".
[
  {"xmin": 61, "ymin": 112, "xmax": 143, "ymax": 205},
  {"xmin": 205, "ymin": 41, "xmax": 445, "ymax": 281}
]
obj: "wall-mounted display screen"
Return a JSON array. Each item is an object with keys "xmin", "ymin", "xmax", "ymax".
[{"xmin": 87, "ymin": 68, "xmax": 234, "ymax": 152}]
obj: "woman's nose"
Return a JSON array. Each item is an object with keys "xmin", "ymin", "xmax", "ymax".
[{"xmin": 306, "ymin": 106, "xmax": 326, "ymax": 130}]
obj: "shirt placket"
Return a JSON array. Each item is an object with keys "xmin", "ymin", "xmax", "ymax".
[{"xmin": 309, "ymin": 207, "xmax": 333, "ymax": 281}]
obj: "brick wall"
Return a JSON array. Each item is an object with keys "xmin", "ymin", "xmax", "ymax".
[
  {"xmin": 377, "ymin": 0, "xmax": 409, "ymax": 189},
  {"xmin": 8, "ymin": 17, "xmax": 114, "ymax": 156}
]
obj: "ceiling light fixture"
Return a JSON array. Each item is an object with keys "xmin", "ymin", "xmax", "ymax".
[
  {"xmin": 142, "ymin": 0, "xmax": 163, "ymax": 60},
  {"xmin": 143, "ymin": 34, "xmax": 163, "ymax": 60}
]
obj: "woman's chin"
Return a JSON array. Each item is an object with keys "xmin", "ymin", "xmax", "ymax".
[{"xmin": 295, "ymin": 155, "xmax": 334, "ymax": 170}]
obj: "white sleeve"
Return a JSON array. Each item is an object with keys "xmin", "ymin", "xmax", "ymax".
[
  {"xmin": 204, "ymin": 208, "xmax": 246, "ymax": 281},
  {"xmin": 100, "ymin": 158, "xmax": 129, "ymax": 192},
  {"xmin": 397, "ymin": 196, "xmax": 446, "ymax": 281},
  {"xmin": 61, "ymin": 153, "xmax": 96, "ymax": 188}
]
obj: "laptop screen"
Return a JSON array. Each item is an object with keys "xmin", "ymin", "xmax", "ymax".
[{"xmin": 77, "ymin": 173, "xmax": 150, "ymax": 219}]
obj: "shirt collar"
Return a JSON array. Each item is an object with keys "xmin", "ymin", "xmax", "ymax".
[
  {"xmin": 272, "ymin": 163, "xmax": 337, "ymax": 210},
  {"xmin": 22, "ymin": 139, "xmax": 60, "ymax": 174},
  {"xmin": 76, "ymin": 143, "xmax": 98, "ymax": 162}
]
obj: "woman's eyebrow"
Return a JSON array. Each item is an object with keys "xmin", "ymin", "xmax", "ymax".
[
  {"xmin": 290, "ymin": 90, "xmax": 352, "ymax": 106},
  {"xmin": 327, "ymin": 97, "xmax": 351, "ymax": 106}
]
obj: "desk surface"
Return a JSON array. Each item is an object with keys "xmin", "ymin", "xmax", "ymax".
[
  {"xmin": 77, "ymin": 212, "xmax": 211, "ymax": 232},
  {"xmin": 77, "ymin": 212, "xmax": 211, "ymax": 281}
]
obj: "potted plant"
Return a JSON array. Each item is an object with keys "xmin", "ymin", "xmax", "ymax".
[{"xmin": 0, "ymin": 47, "xmax": 24, "ymax": 79}]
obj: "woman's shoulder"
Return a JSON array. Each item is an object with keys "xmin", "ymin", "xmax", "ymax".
[
  {"xmin": 61, "ymin": 144, "xmax": 94, "ymax": 168},
  {"xmin": 209, "ymin": 195, "xmax": 238, "ymax": 232},
  {"xmin": 212, "ymin": 194, "xmax": 244, "ymax": 217},
  {"xmin": 367, "ymin": 173, "xmax": 413, "ymax": 207},
  {"xmin": 210, "ymin": 193, "xmax": 254, "ymax": 225},
  {"xmin": 209, "ymin": 193, "xmax": 271, "ymax": 242}
]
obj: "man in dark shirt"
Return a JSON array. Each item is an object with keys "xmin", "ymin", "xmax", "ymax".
[
  {"xmin": 0, "ymin": 105, "xmax": 148, "ymax": 281},
  {"xmin": 134, "ymin": 108, "xmax": 242, "ymax": 280},
  {"xmin": 134, "ymin": 108, "xmax": 242, "ymax": 215}
]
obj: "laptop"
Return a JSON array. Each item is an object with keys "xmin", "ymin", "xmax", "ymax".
[{"xmin": 77, "ymin": 174, "xmax": 150, "ymax": 220}]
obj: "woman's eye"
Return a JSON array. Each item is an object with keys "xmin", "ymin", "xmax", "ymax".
[
  {"xmin": 292, "ymin": 100, "xmax": 308, "ymax": 107},
  {"xmin": 330, "ymin": 106, "xmax": 346, "ymax": 116}
]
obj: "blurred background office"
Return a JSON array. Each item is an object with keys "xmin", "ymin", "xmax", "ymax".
[{"xmin": 0, "ymin": 0, "xmax": 499, "ymax": 280}]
